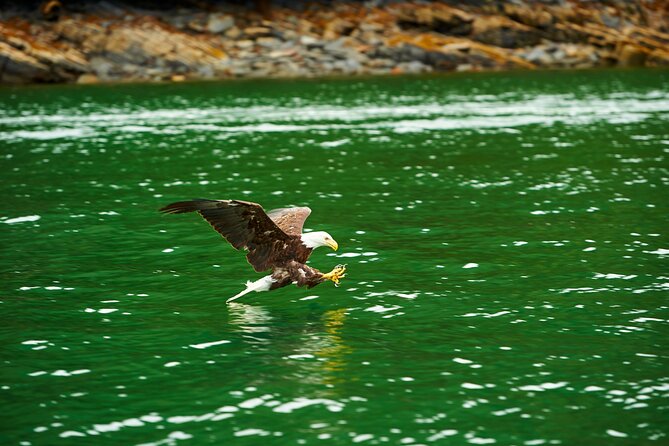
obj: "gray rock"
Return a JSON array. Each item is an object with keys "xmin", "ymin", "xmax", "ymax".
[
  {"xmin": 398, "ymin": 60, "xmax": 432, "ymax": 74},
  {"xmin": 282, "ymin": 29, "xmax": 299, "ymax": 41},
  {"xmin": 333, "ymin": 58, "xmax": 361, "ymax": 74},
  {"xmin": 256, "ymin": 37, "xmax": 282, "ymax": 49},
  {"xmin": 600, "ymin": 13, "xmax": 621, "ymax": 29},
  {"xmin": 374, "ymin": 43, "xmax": 463, "ymax": 70},
  {"xmin": 236, "ymin": 40, "xmax": 255, "ymax": 50},
  {"xmin": 230, "ymin": 65, "xmax": 251, "ymax": 77},
  {"xmin": 145, "ymin": 67, "xmax": 168, "ymax": 77},
  {"xmin": 207, "ymin": 14, "xmax": 234, "ymax": 34},
  {"xmin": 300, "ymin": 35, "xmax": 324, "ymax": 49},
  {"xmin": 324, "ymin": 38, "xmax": 345, "ymax": 52},
  {"xmin": 121, "ymin": 63, "xmax": 140, "ymax": 74},
  {"xmin": 346, "ymin": 59, "xmax": 363, "ymax": 72},
  {"xmin": 274, "ymin": 61, "xmax": 301, "ymax": 77},
  {"xmin": 268, "ymin": 48, "xmax": 298, "ymax": 58},
  {"xmin": 249, "ymin": 68, "xmax": 270, "ymax": 78},
  {"xmin": 89, "ymin": 56, "xmax": 114, "ymax": 78},
  {"xmin": 523, "ymin": 47, "xmax": 552, "ymax": 65},
  {"xmin": 352, "ymin": 51, "xmax": 369, "ymax": 64},
  {"xmin": 367, "ymin": 58, "xmax": 394, "ymax": 68},
  {"xmin": 394, "ymin": 44, "xmax": 428, "ymax": 63}
]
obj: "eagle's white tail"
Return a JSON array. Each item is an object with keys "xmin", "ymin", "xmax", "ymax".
[{"xmin": 226, "ymin": 275, "xmax": 275, "ymax": 304}]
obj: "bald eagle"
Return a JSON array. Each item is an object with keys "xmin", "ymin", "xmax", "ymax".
[{"xmin": 159, "ymin": 199, "xmax": 346, "ymax": 303}]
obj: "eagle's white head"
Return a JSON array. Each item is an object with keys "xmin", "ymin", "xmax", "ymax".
[{"xmin": 301, "ymin": 231, "xmax": 338, "ymax": 251}]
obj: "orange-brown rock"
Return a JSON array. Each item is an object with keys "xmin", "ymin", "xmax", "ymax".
[
  {"xmin": 77, "ymin": 73, "xmax": 99, "ymax": 84},
  {"xmin": 617, "ymin": 44, "xmax": 648, "ymax": 66}
]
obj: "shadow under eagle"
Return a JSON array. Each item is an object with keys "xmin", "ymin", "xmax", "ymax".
[{"xmin": 159, "ymin": 199, "xmax": 346, "ymax": 303}]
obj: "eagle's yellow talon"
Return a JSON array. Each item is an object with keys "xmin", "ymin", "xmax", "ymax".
[{"xmin": 323, "ymin": 264, "xmax": 347, "ymax": 286}]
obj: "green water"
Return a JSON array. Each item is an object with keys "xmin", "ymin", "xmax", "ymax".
[{"xmin": 1, "ymin": 70, "xmax": 668, "ymax": 445}]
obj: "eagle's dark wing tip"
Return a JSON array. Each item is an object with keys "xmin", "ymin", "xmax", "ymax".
[
  {"xmin": 159, "ymin": 202, "xmax": 186, "ymax": 214},
  {"xmin": 159, "ymin": 199, "xmax": 212, "ymax": 214},
  {"xmin": 159, "ymin": 203, "xmax": 177, "ymax": 214}
]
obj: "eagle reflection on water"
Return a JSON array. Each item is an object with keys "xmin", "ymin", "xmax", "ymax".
[{"xmin": 227, "ymin": 304, "xmax": 350, "ymax": 388}]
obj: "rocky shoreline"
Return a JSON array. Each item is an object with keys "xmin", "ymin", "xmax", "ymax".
[{"xmin": 1, "ymin": 1, "xmax": 668, "ymax": 84}]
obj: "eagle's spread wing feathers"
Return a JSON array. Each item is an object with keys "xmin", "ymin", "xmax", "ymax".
[
  {"xmin": 266, "ymin": 206, "xmax": 311, "ymax": 236},
  {"xmin": 159, "ymin": 199, "xmax": 292, "ymax": 272}
]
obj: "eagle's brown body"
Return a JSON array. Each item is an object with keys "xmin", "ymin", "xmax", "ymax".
[{"xmin": 159, "ymin": 199, "xmax": 345, "ymax": 302}]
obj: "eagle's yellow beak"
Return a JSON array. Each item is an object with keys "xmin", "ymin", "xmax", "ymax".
[{"xmin": 326, "ymin": 239, "xmax": 339, "ymax": 251}]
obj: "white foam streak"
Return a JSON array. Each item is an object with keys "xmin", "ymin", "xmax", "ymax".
[
  {"xmin": 2, "ymin": 128, "xmax": 94, "ymax": 140},
  {"xmin": 272, "ymin": 397, "xmax": 344, "ymax": 413},
  {"xmin": 189, "ymin": 339, "xmax": 231, "ymax": 349},
  {"xmin": 518, "ymin": 382, "xmax": 568, "ymax": 392},
  {"xmin": 4, "ymin": 215, "xmax": 41, "ymax": 224},
  {"xmin": 3, "ymin": 92, "xmax": 668, "ymax": 141}
]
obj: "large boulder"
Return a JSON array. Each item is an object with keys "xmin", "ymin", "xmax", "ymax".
[
  {"xmin": 103, "ymin": 23, "xmax": 227, "ymax": 74},
  {"xmin": 374, "ymin": 43, "xmax": 468, "ymax": 71},
  {"xmin": 0, "ymin": 23, "xmax": 89, "ymax": 83},
  {"xmin": 0, "ymin": 42, "xmax": 51, "ymax": 82}
]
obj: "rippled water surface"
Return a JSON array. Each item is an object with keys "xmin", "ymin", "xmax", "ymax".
[{"xmin": 1, "ymin": 70, "xmax": 668, "ymax": 445}]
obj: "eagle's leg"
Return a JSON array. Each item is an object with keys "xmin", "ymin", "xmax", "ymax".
[{"xmin": 322, "ymin": 264, "xmax": 347, "ymax": 287}]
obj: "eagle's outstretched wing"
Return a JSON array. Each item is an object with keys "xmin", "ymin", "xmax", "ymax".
[
  {"xmin": 159, "ymin": 199, "xmax": 292, "ymax": 272},
  {"xmin": 266, "ymin": 207, "xmax": 311, "ymax": 236}
]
